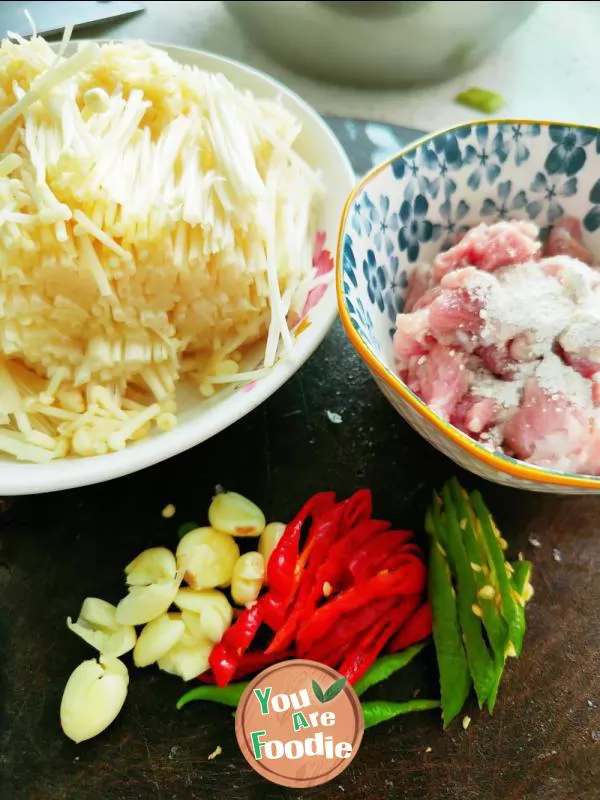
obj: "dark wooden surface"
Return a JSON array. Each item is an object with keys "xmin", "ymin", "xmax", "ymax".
[{"xmin": 1, "ymin": 321, "xmax": 599, "ymax": 800}]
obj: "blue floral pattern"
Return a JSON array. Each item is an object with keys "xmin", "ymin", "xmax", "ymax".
[
  {"xmin": 341, "ymin": 121, "xmax": 600, "ymax": 357},
  {"xmin": 369, "ymin": 195, "xmax": 399, "ymax": 256},
  {"xmin": 481, "ymin": 180, "xmax": 527, "ymax": 219}
]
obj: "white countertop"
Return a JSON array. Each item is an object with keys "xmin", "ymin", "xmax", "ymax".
[{"xmin": 94, "ymin": 0, "xmax": 600, "ymax": 131}]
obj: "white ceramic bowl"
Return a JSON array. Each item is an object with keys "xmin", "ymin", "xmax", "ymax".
[
  {"xmin": 337, "ymin": 119, "xmax": 600, "ymax": 493},
  {"xmin": 0, "ymin": 42, "xmax": 354, "ymax": 495}
]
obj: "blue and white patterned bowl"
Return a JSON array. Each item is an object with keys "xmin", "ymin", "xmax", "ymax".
[{"xmin": 337, "ymin": 119, "xmax": 600, "ymax": 493}]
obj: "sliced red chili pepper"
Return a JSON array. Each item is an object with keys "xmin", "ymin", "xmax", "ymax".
[
  {"xmin": 267, "ymin": 491, "xmax": 335, "ymax": 596},
  {"xmin": 296, "ymin": 562, "xmax": 426, "ymax": 655},
  {"xmin": 265, "ymin": 502, "xmax": 347, "ymax": 653},
  {"xmin": 209, "ymin": 602, "xmax": 264, "ymax": 687},
  {"xmin": 347, "ymin": 530, "xmax": 418, "ymax": 584},
  {"xmin": 387, "ymin": 602, "xmax": 433, "ymax": 653},
  {"xmin": 342, "ymin": 488, "xmax": 372, "ymax": 528},
  {"xmin": 337, "ymin": 594, "xmax": 422, "ymax": 684},
  {"xmin": 312, "ymin": 518, "xmax": 392, "ymax": 595},
  {"xmin": 300, "ymin": 597, "xmax": 397, "ymax": 661}
]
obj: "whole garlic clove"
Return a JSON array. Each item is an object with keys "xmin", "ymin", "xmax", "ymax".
[
  {"xmin": 157, "ymin": 638, "xmax": 213, "ymax": 682},
  {"xmin": 67, "ymin": 597, "xmax": 137, "ymax": 657},
  {"xmin": 125, "ymin": 547, "xmax": 177, "ymax": 587},
  {"xmin": 115, "ymin": 580, "xmax": 180, "ymax": 626},
  {"xmin": 133, "ymin": 612, "xmax": 185, "ymax": 668},
  {"xmin": 60, "ymin": 656, "xmax": 129, "ymax": 744},
  {"xmin": 231, "ymin": 552, "xmax": 265, "ymax": 607},
  {"xmin": 174, "ymin": 588, "xmax": 232, "ymax": 643},
  {"xmin": 208, "ymin": 492, "xmax": 266, "ymax": 537},
  {"xmin": 176, "ymin": 527, "xmax": 239, "ymax": 589}
]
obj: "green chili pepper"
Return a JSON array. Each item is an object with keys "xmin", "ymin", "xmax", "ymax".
[
  {"xmin": 511, "ymin": 559, "xmax": 533, "ymax": 597},
  {"xmin": 455, "ymin": 87, "xmax": 505, "ymax": 114},
  {"xmin": 177, "ymin": 521, "xmax": 199, "ymax": 539},
  {"xmin": 361, "ymin": 699, "xmax": 441, "ymax": 729},
  {"xmin": 353, "ymin": 641, "xmax": 428, "ymax": 698},
  {"xmin": 508, "ymin": 559, "xmax": 533, "ymax": 672},
  {"xmin": 441, "ymin": 484, "xmax": 495, "ymax": 708},
  {"xmin": 176, "ymin": 682, "xmax": 249, "ymax": 710},
  {"xmin": 449, "ymin": 479, "xmax": 508, "ymax": 658},
  {"xmin": 426, "ymin": 504, "xmax": 471, "ymax": 728},
  {"xmin": 470, "ymin": 492, "xmax": 525, "ymax": 657},
  {"xmin": 448, "ymin": 480, "xmax": 506, "ymax": 713}
]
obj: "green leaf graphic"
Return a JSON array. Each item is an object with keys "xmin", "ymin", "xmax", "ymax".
[
  {"xmin": 323, "ymin": 677, "xmax": 347, "ymax": 702},
  {"xmin": 312, "ymin": 679, "xmax": 325, "ymax": 703}
]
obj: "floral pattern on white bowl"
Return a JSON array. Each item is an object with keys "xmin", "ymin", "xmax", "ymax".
[{"xmin": 338, "ymin": 120, "xmax": 600, "ymax": 493}]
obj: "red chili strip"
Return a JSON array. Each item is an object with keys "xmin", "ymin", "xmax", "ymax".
[
  {"xmin": 208, "ymin": 602, "xmax": 263, "ymax": 687},
  {"xmin": 296, "ymin": 562, "xmax": 426, "ymax": 655},
  {"xmin": 387, "ymin": 602, "xmax": 433, "ymax": 653},
  {"xmin": 266, "ymin": 491, "xmax": 335, "ymax": 596},
  {"xmin": 347, "ymin": 530, "xmax": 418, "ymax": 584},
  {"xmin": 337, "ymin": 594, "xmax": 423, "ymax": 684}
]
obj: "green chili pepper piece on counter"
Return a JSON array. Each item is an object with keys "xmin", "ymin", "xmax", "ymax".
[
  {"xmin": 426, "ymin": 505, "xmax": 471, "ymax": 728},
  {"xmin": 455, "ymin": 87, "xmax": 505, "ymax": 114},
  {"xmin": 448, "ymin": 480, "xmax": 506, "ymax": 712},
  {"xmin": 176, "ymin": 681, "xmax": 249, "ymax": 710},
  {"xmin": 353, "ymin": 641, "xmax": 429, "ymax": 697},
  {"xmin": 441, "ymin": 484, "xmax": 495, "ymax": 708},
  {"xmin": 470, "ymin": 492, "xmax": 525, "ymax": 658},
  {"xmin": 507, "ymin": 558, "xmax": 533, "ymax": 681},
  {"xmin": 449, "ymin": 479, "xmax": 508, "ymax": 659},
  {"xmin": 361, "ymin": 699, "xmax": 441, "ymax": 730},
  {"xmin": 511, "ymin": 559, "xmax": 533, "ymax": 598}
]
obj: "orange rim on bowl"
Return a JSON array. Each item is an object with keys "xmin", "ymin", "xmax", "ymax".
[{"xmin": 336, "ymin": 118, "xmax": 600, "ymax": 490}]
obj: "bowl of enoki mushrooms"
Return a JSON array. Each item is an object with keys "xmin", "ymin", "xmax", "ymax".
[{"xmin": 0, "ymin": 27, "xmax": 353, "ymax": 493}]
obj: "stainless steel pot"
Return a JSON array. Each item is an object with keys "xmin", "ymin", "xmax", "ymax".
[{"xmin": 224, "ymin": 1, "xmax": 540, "ymax": 87}]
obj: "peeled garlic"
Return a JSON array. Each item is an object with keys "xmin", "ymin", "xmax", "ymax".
[
  {"xmin": 134, "ymin": 612, "xmax": 185, "ymax": 668},
  {"xmin": 208, "ymin": 491, "xmax": 266, "ymax": 537},
  {"xmin": 174, "ymin": 588, "xmax": 233, "ymax": 642},
  {"xmin": 176, "ymin": 527, "xmax": 239, "ymax": 589},
  {"xmin": 258, "ymin": 522, "xmax": 286, "ymax": 577},
  {"xmin": 158, "ymin": 637, "xmax": 213, "ymax": 681},
  {"xmin": 67, "ymin": 597, "xmax": 136, "ymax": 657},
  {"xmin": 231, "ymin": 551, "xmax": 265, "ymax": 607},
  {"xmin": 116, "ymin": 581, "xmax": 180, "ymax": 626},
  {"xmin": 125, "ymin": 547, "xmax": 177, "ymax": 586},
  {"xmin": 60, "ymin": 656, "xmax": 129, "ymax": 743},
  {"xmin": 117, "ymin": 547, "xmax": 181, "ymax": 626}
]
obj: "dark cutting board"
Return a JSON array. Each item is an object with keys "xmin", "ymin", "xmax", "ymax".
[{"xmin": 0, "ymin": 118, "xmax": 599, "ymax": 800}]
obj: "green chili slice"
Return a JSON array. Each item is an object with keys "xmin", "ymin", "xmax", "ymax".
[
  {"xmin": 361, "ymin": 699, "xmax": 441, "ymax": 730},
  {"xmin": 176, "ymin": 682, "xmax": 249, "ymax": 709},
  {"xmin": 426, "ymin": 504, "xmax": 471, "ymax": 728},
  {"xmin": 353, "ymin": 641, "xmax": 429, "ymax": 697}
]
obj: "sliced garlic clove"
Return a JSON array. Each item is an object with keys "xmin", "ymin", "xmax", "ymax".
[
  {"xmin": 134, "ymin": 612, "xmax": 185, "ymax": 667},
  {"xmin": 78, "ymin": 597, "xmax": 119, "ymax": 629},
  {"xmin": 67, "ymin": 598, "xmax": 137, "ymax": 657},
  {"xmin": 157, "ymin": 638, "xmax": 213, "ymax": 682},
  {"xmin": 180, "ymin": 608, "xmax": 226, "ymax": 644},
  {"xmin": 115, "ymin": 578, "xmax": 180, "ymax": 626},
  {"xmin": 176, "ymin": 527, "xmax": 239, "ymax": 589},
  {"xmin": 208, "ymin": 491, "xmax": 266, "ymax": 537},
  {"xmin": 125, "ymin": 547, "xmax": 177, "ymax": 586},
  {"xmin": 60, "ymin": 656, "xmax": 129, "ymax": 744},
  {"xmin": 174, "ymin": 588, "xmax": 232, "ymax": 642}
]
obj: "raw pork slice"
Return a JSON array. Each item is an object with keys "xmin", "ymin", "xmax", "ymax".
[{"xmin": 432, "ymin": 220, "xmax": 540, "ymax": 283}]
